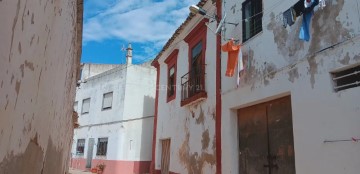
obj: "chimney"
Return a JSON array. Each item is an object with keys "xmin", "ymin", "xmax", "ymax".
[{"xmin": 126, "ymin": 43, "xmax": 133, "ymax": 65}]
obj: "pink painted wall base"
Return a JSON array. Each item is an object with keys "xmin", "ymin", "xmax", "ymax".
[{"xmin": 71, "ymin": 158, "xmax": 151, "ymax": 174}]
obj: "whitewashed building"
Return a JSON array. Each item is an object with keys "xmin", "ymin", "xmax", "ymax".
[
  {"xmin": 220, "ymin": 0, "xmax": 360, "ymax": 173},
  {"xmin": 150, "ymin": 1, "xmax": 220, "ymax": 173},
  {"xmin": 151, "ymin": 0, "xmax": 360, "ymax": 174},
  {"xmin": 70, "ymin": 44, "xmax": 156, "ymax": 174}
]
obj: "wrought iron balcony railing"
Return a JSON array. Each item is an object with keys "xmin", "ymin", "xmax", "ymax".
[{"xmin": 181, "ymin": 65, "xmax": 206, "ymax": 104}]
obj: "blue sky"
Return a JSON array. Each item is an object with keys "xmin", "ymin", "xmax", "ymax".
[{"xmin": 81, "ymin": 0, "xmax": 198, "ymax": 64}]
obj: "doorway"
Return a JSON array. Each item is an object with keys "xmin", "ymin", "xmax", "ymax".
[
  {"xmin": 161, "ymin": 139, "xmax": 171, "ymax": 174},
  {"xmin": 238, "ymin": 96, "xmax": 295, "ymax": 174},
  {"xmin": 86, "ymin": 138, "xmax": 95, "ymax": 169}
]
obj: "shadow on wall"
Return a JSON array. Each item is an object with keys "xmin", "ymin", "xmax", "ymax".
[{"xmin": 138, "ymin": 95, "xmax": 155, "ymax": 174}]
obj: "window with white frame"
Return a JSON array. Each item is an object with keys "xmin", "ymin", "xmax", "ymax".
[
  {"xmin": 76, "ymin": 139, "xmax": 85, "ymax": 155},
  {"xmin": 102, "ymin": 92, "xmax": 113, "ymax": 110},
  {"xmin": 332, "ymin": 64, "xmax": 360, "ymax": 92},
  {"xmin": 96, "ymin": 138, "xmax": 108, "ymax": 156},
  {"xmin": 82, "ymin": 98, "xmax": 90, "ymax": 114}
]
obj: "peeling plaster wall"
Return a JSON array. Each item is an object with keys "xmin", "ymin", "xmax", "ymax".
[
  {"xmin": 154, "ymin": 2, "xmax": 217, "ymax": 173},
  {"xmin": 72, "ymin": 63, "xmax": 156, "ymax": 171},
  {"xmin": 0, "ymin": 0, "xmax": 82, "ymax": 174},
  {"xmin": 221, "ymin": 0, "xmax": 360, "ymax": 173}
]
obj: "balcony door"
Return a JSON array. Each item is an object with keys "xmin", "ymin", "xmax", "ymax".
[{"xmin": 190, "ymin": 41, "xmax": 203, "ymax": 95}]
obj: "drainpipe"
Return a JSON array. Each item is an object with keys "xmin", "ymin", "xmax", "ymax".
[
  {"xmin": 215, "ymin": 0, "xmax": 222, "ymax": 174},
  {"xmin": 150, "ymin": 61, "xmax": 160, "ymax": 174}
]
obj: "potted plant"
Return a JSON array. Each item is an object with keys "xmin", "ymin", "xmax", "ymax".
[
  {"xmin": 90, "ymin": 168, "xmax": 98, "ymax": 173},
  {"xmin": 96, "ymin": 163, "xmax": 106, "ymax": 174}
]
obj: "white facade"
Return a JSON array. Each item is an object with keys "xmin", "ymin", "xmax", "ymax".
[
  {"xmin": 221, "ymin": 0, "xmax": 360, "ymax": 173},
  {"xmin": 71, "ymin": 59, "xmax": 156, "ymax": 173},
  {"xmin": 80, "ymin": 64, "xmax": 121, "ymax": 80},
  {"xmin": 153, "ymin": 1, "xmax": 218, "ymax": 173}
]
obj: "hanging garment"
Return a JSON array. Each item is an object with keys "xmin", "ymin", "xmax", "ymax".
[
  {"xmin": 299, "ymin": 11, "xmax": 313, "ymax": 41},
  {"xmin": 303, "ymin": 0, "xmax": 319, "ymax": 13},
  {"xmin": 304, "ymin": 0, "xmax": 313, "ymax": 8},
  {"xmin": 299, "ymin": 0, "xmax": 318, "ymax": 41},
  {"xmin": 293, "ymin": 0, "xmax": 305, "ymax": 17},
  {"xmin": 283, "ymin": 7, "xmax": 297, "ymax": 28},
  {"xmin": 221, "ymin": 40, "xmax": 241, "ymax": 77},
  {"xmin": 237, "ymin": 49, "xmax": 243, "ymax": 87},
  {"xmin": 319, "ymin": 0, "xmax": 326, "ymax": 9}
]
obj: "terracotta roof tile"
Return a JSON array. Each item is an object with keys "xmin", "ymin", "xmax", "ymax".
[{"xmin": 151, "ymin": 0, "xmax": 208, "ymax": 66}]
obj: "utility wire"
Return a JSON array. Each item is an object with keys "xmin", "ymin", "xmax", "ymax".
[{"xmin": 222, "ymin": 34, "xmax": 360, "ymax": 94}]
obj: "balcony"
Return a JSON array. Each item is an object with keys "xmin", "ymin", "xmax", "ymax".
[{"xmin": 181, "ymin": 65, "xmax": 207, "ymax": 106}]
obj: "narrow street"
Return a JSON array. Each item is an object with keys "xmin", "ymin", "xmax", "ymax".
[
  {"xmin": 69, "ymin": 168, "xmax": 91, "ymax": 174},
  {"xmin": 1, "ymin": 0, "xmax": 360, "ymax": 174}
]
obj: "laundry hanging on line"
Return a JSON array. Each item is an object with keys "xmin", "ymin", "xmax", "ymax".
[
  {"xmin": 319, "ymin": 0, "xmax": 326, "ymax": 10},
  {"xmin": 283, "ymin": 7, "xmax": 296, "ymax": 27},
  {"xmin": 283, "ymin": 0, "xmax": 321, "ymax": 27},
  {"xmin": 221, "ymin": 40, "xmax": 241, "ymax": 77},
  {"xmin": 282, "ymin": 0, "xmax": 321, "ymax": 41},
  {"xmin": 237, "ymin": 49, "xmax": 243, "ymax": 87},
  {"xmin": 299, "ymin": 0, "xmax": 319, "ymax": 41},
  {"xmin": 299, "ymin": 11, "xmax": 313, "ymax": 41}
]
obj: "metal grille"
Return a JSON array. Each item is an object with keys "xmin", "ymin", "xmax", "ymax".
[
  {"xmin": 96, "ymin": 138, "xmax": 108, "ymax": 156},
  {"xmin": 242, "ymin": 0, "xmax": 263, "ymax": 42},
  {"xmin": 76, "ymin": 139, "xmax": 85, "ymax": 155},
  {"xmin": 332, "ymin": 64, "xmax": 360, "ymax": 92},
  {"xmin": 181, "ymin": 65, "xmax": 206, "ymax": 101}
]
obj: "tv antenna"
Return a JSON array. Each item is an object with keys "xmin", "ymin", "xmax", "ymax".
[{"xmin": 190, "ymin": 5, "xmax": 238, "ymax": 34}]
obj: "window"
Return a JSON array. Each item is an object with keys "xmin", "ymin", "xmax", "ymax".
[
  {"xmin": 242, "ymin": 0, "xmax": 263, "ymax": 42},
  {"xmin": 165, "ymin": 50, "xmax": 178, "ymax": 102},
  {"xmin": 82, "ymin": 98, "xmax": 90, "ymax": 114},
  {"xmin": 102, "ymin": 92, "xmax": 113, "ymax": 110},
  {"xmin": 74, "ymin": 101, "xmax": 78, "ymax": 112},
  {"xmin": 168, "ymin": 66, "xmax": 176, "ymax": 97},
  {"xmin": 181, "ymin": 19, "xmax": 208, "ymax": 106},
  {"xmin": 191, "ymin": 41, "xmax": 203, "ymax": 73},
  {"xmin": 76, "ymin": 139, "xmax": 85, "ymax": 155},
  {"xmin": 332, "ymin": 64, "xmax": 360, "ymax": 92},
  {"xmin": 96, "ymin": 138, "xmax": 108, "ymax": 156}
]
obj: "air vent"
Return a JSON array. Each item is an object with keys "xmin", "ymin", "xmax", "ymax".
[{"xmin": 332, "ymin": 64, "xmax": 360, "ymax": 92}]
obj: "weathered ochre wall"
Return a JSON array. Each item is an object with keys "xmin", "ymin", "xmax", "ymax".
[{"xmin": 0, "ymin": 0, "xmax": 83, "ymax": 173}]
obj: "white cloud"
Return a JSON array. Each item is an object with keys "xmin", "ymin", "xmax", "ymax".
[
  {"xmin": 83, "ymin": 0, "xmax": 197, "ymax": 44},
  {"xmin": 83, "ymin": 0, "xmax": 201, "ymax": 63}
]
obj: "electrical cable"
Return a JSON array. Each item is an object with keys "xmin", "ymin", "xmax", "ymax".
[{"xmin": 221, "ymin": 34, "xmax": 360, "ymax": 95}]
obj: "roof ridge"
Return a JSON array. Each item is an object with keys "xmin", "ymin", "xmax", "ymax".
[{"xmin": 151, "ymin": 0, "xmax": 209, "ymax": 66}]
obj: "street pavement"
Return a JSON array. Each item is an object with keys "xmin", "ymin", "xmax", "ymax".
[{"xmin": 69, "ymin": 168, "xmax": 92, "ymax": 174}]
